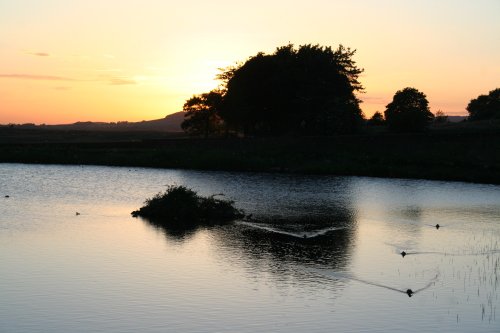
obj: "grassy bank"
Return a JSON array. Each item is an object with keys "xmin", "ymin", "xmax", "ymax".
[{"xmin": 1, "ymin": 128, "xmax": 499, "ymax": 184}]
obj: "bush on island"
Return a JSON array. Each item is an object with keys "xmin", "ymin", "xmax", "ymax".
[{"xmin": 131, "ymin": 185, "xmax": 244, "ymax": 225}]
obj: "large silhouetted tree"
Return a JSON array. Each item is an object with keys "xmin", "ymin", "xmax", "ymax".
[
  {"xmin": 384, "ymin": 88, "xmax": 434, "ymax": 132},
  {"xmin": 181, "ymin": 90, "xmax": 223, "ymax": 138},
  {"xmin": 218, "ymin": 44, "xmax": 364, "ymax": 136},
  {"xmin": 466, "ymin": 88, "xmax": 500, "ymax": 121}
]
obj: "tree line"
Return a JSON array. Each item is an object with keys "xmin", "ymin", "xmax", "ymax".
[{"xmin": 181, "ymin": 44, "xmax": 499, "ymax": 137}]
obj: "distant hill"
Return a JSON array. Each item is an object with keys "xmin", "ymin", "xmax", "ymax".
[{"xmin": 2, "ymin": 112, "xmax": 185, "ymax": 132}]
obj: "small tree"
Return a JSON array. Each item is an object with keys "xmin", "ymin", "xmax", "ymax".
[
  {"xmin": 384, "ymin": 87, "xmax": 434, "ymax": 132},
  {"xmin": 434, "ymin": 110, "xmax": 448, "ymax": 124},
  {"xmin": 466, "ymin": 88, "xmax": 500, "ymax": 121},
  {"xmin": 367, "ymin": 111, "xmax": 385, "ymax": 126},
  {"xmin": 181, "ymin": 90, "xmax": 224, "ymax": 137}
]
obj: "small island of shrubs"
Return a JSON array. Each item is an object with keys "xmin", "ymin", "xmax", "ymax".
[{"xmin": 131, "ymin": 185, "xmax": 244, "ymax": 226}]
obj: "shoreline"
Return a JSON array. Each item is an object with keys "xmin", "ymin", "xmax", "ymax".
[{"xmin": 1, "ymin": 131, "xmax": 499, "ymax": 185}]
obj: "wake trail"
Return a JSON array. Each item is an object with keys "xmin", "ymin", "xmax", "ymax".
[
  {"xmin": 385, "ymin": 242, "xmax": 500, "ymax": 257},
  {"xmin": 237, "ymin": 221, "xmax": 345, "ymax": 239},
  {"xmin": 307, "ymin": 268, "xmax": 439, "ymax": 296}
]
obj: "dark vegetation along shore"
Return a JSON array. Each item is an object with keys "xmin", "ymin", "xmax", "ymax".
[{"xmin": 0, "ymin": 123, "xmax": 499, "ymax": 185}]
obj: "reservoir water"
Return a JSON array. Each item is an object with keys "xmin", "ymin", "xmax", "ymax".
[{"xmin": 1, "ymin": 163, "xmax": 499, "ymax": 332}]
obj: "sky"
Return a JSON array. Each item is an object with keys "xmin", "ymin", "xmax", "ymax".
[{"xmin": 1, "ymin": 0, "xmax": 499, "ymax": 124}]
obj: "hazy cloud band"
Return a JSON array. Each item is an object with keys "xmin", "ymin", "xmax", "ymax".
[{"xmin": 0, "ymin": 74, "xmax": 77, "ymax": 81}]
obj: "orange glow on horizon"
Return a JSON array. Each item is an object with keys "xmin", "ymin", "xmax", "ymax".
[{"xmin": 1, "ymin": 0, "xmax": 498, "ymax": 124}]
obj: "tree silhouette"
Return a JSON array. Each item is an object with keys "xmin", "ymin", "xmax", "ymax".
[
  {"xmin": 434, "ymin": 110, "xmax": 448, "ymax": 124},
  {"xmin": 218, "ymin": 44, "xmax": 365, "ymax": 136},
  {"xmin": 181, "ymin": 90, "xmax": 223, "ymax": 138},
  {"xmin": 384, "ymin": 88, "xmax": 434, "ymax": 132},
  {"xmin": 466, "ymin": 88, "xmax": 500, "ymax": 121},
  {"xmin": 367, "ymin": 111, "xmax": 385, "ymax": 126}
]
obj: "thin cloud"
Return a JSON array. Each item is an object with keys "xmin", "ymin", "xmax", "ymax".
[
  {"xmin": 0, "ymin": 74, "xmax": 77, "ymax": 81},
  {"xmin": 96, "ymin": 68, "xmax": 123, "ymax": 72},
  {"xmin": 54, "ymin": 86, "xmax": 71, "ymax": 91},
  {"xmin": 29, "ymin": 52, "xmax": 50, "ymax": 57},
  {"xmin": 23, "ymin": 50, "xmax": 50, "ymax": 57},
  {"xmin": 108, "ymin": 77, "xmax": 137, "ymax": 85},
  {"xmin": 1, "ymin": 73, "xmax": 138, "ymax": 86},
  {"xmin": 361, "ymin": 96, "xmax": 387, "ymax": 104}
]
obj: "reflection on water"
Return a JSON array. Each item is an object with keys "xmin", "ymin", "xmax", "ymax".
[
  {"xmin": 1, "ymin": 164, "xmax": 500, "ymax": 332},
  {"xmin": 138, "ymin": 179, "xmax": 358, "ymax": 279},
  {"xmin": 215, "ymin": 218, "xmax": 355, "ymax": 268},
  {"xmin": 138, "ymin": 191, "xmax": 357, "ymax": 286},
  {"xmin": 236, "ymin": 221, "xmax": 347, "ymax": 239}
]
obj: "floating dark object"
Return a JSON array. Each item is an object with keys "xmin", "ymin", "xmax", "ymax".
[
  {"xmin": 4, "ymin": 195, "xmax": 9, "ymax": 198},
  {"xmin": 401, "ymin": 251, "xmax": 407, "ymax": 258},
  {"xmin": 435, "ymin": 224, "xmax": 440, "ymax": 229},
  {"xmin": 303, "ymin": 234, "xmax": 307, "ymax": 239},
  {"xmin": 76, "ymin": 212, "xmax": 80, "ymax": 216},
  {"xmin": 310, "ymin": 269, "xmax": 439, "ymax": 298}
]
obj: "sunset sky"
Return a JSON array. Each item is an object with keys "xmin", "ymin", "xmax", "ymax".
[{"xmin": 1, "ymin": 0, "xmax": 499, "ymax": 124}]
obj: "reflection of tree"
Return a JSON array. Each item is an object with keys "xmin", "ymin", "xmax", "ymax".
[
  {"xmin": 137, "ymin": 216, "xmax": 202, "ymax": 243},
  {"xmin": 138, "ymin": 174, "xmax": 358, "ymax": 283},
  {"xmin": 210, "ymin": 203, "xmax": 358, "ymax": 280},
  {"xmin": 138, "ymin": 203, "xmax": 356, "ymax": 275},
  {"xmin": 221, "ymin": 221, "xmax": 355, "ymax": 267}
]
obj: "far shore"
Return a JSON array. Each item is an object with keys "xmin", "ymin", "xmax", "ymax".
[{"xmin": 1, "ymin": 126, "xmax": 499, "ymax": 185}]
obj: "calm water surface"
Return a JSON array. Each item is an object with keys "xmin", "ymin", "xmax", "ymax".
[{"xmin": 1, "ymin": 163, "xmax": 499, "ymax": 332}]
